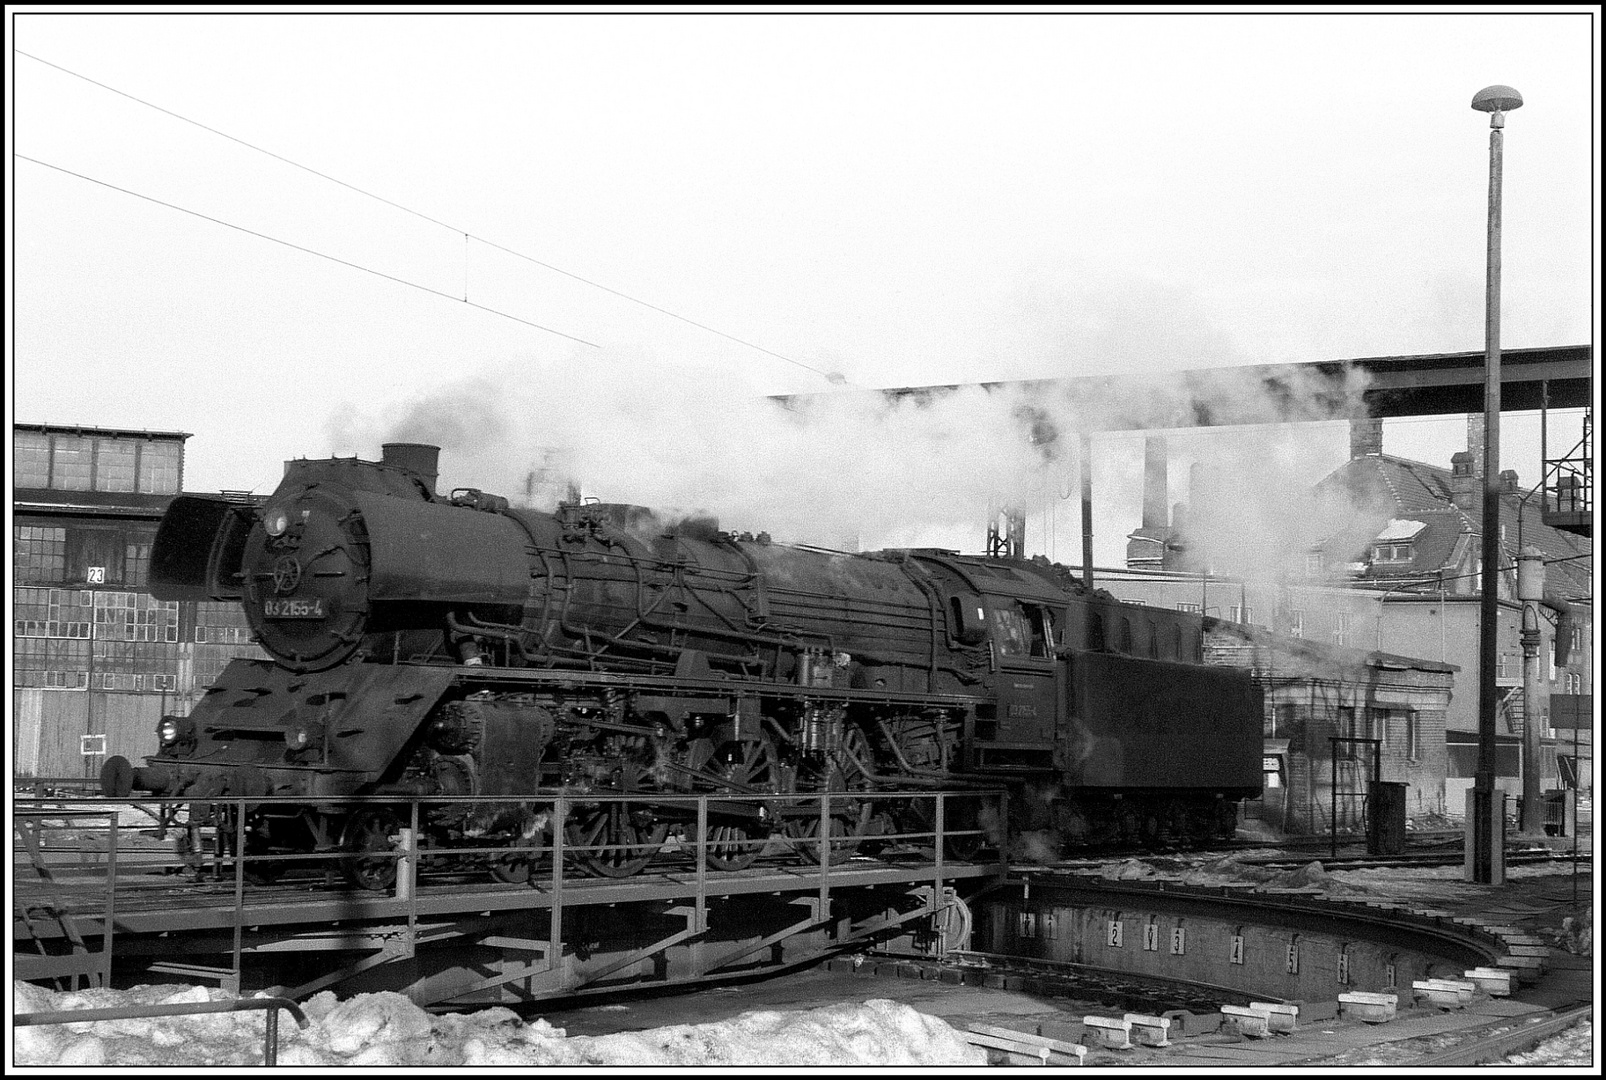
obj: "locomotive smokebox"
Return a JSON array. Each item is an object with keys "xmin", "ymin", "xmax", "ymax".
[{"xmin": 382, "ymin": 443, "xmax": 441, "ymax": 494}]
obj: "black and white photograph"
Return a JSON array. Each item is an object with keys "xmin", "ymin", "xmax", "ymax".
[{"xmin": 7, "ymin": 5, "xmax": 1598, "ymax": 1070}]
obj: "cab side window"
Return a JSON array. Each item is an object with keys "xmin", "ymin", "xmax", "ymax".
[
  {"xmin": 992, "ymin": 601, "xmax": 1055, "ymax": 659},
  {"xmin": 993, "ymin": 602, "xmax": 1031, "ymax": 657}
]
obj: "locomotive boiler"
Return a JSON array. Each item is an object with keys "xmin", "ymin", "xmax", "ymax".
[{"xmin": 102, "ymin": 443, "xmax": 1263, "ymax": 886}]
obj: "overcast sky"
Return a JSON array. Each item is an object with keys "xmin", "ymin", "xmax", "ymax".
[{"xmin": 7, "ymin": 8, "xmax": 1598, "ymax": 562}]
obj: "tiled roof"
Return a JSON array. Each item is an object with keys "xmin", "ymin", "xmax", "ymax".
[
  {"xmin": 1315, "ymin": 454, "xmax": 1592, "ymax": 598},
  {"xmin": 1314, "ymin": 453, "xmax": 1457, "ymax": 514}
]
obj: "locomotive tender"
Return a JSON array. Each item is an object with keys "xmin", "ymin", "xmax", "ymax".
[{"xmin": 102, "ymin": 443, "xmax": 1262, "ymax": 886}]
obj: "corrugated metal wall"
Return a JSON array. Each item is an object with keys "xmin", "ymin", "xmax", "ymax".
[
  {"xmin": 14, "ymin": 689, "xmax": 89, "ymax": 779},
  {"xmin": 98, "ymin": 692, "xmax": 165, "ymax": 764},
  {"xmin": 13, "ymin": 689, "xmax": 164, "ymax": 779}
]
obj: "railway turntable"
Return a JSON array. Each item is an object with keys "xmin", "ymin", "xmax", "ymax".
[{"xmin": 14, "ymin": 789, "xmax": 1004, "ymax": 1010}]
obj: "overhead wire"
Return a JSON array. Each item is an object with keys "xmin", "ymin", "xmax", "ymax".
[
  {"xmin": 17, "ymin": 49, "xmax": 845, "ymax": 385},
  {"xmin": 16, "ymin": 154, "xmax": 600, "ymax": 347}
]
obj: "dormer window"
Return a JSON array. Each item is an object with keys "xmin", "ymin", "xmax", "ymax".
[{"xmin": 1371, "ymin": 519, "xmax": 1426, "ymax": 566}]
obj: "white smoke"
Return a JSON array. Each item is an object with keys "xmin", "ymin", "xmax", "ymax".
[{"xmin": 323, "ymin": 345, "xmax": 1378, "ymax": 563}]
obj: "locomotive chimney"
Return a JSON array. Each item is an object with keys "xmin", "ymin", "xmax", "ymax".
[{"xmin": 382, "ymin": 443, "xmax": 440, "ymax": 494}]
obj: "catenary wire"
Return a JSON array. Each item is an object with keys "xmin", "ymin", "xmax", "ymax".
[
  {"xmin": 17, "ymin": 49, "xmax": 845, "ymax": 385},
  {"xmin": 17, "ymin": 154, "xmax": 599, "ymax": 348}
]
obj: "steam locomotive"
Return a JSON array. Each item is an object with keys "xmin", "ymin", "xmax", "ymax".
[{"xmin": 101, "ymin": 443, "xmax": 1263, "ymax": 887}]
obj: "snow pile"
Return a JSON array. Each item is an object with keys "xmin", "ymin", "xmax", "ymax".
[
  {"xmin": 12, "ymin": 982, "xmax": 985, "ymax": 1068},
  {"xmin": 1177, "ymin": 856, "xmax": 1279, "ymax": 886},
  {"xmin": 1496, "ymin": 1018, "xmax": 1593, "ymax": 1066},
  {"xmin": 1098, "ymin": 858, "xmax": 1157, "ymax": 881}
]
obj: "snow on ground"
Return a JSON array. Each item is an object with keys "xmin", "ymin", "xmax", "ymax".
[
  {"xmin": 12, "ymin": 980, "xmax": 987, "ymax": 1068},
  {"xmin": 12, "ymin": 855, "xmax": 1591, "ymax": 1067},
  {"xmin": 1494, "ymin": 1017, "xmax": 1593, "ymax": 1067}
]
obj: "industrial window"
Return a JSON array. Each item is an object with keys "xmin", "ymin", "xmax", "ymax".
[
  {"xmin": 1175, "ymin": 602, "xmax": 1201, "ymax": 613},
  {"xmin": 137, "ymin": 441, "xmax": 182, "ymax": 495},
  {"xmin": 1148, "ymin": 621, "xmax": 1159, "ymax": 658},
  {"xmin": 92, "ymin": 671, "xmax": 178, "ymax": 693},
  {"xmin": 1088, "ymin": 612, "xmax": 1106, "ymax": 652},
  {"xmin": 52, "ymin": 435, "xmax": 95, "ymax": 491},
  {"xmin": 124, "ymin": 542, "xmax": 152, "ymax": 589},
  {"xmin": 1306, "ymin": 552, "xmax": 1325, "ymax": 576},
  {"xmin": 1496, "ymin": 653, "xmax": 1510, "ymax": 680},
  {"xmin": 1371, "ymin": 543, "xmax": 1413, "ymax": 563},
  {"xmin": 1334, "ymin": 612, "xmax": 1351, "ymax": 646},
  {"xmin": 1290, "ymin": 609, "xmax": 1305, "ymax": 638},
  {"xmin": 14, "ymin": 526, "xmax": 67, "ymax": 585},
  {"xmin": 1229, "ymin": 605, "xmax": 1254, "ymax": 624},
  {"xmin": 12, "ymin": 587, "xmax": 94, "ymax": 639},
  {"xmin": 196, "ymin": 601, "xmax": 254, "ymax": 644},
  {"xmin": 92, "ymin": 637, "xmax": 180, "ymax": 689},
  {"xmin": 1405, "ymin": 710, "xmax": 1420, "ymax": 761},
  {"xmin": 1119, "ymin": 618, "xmax": 1134, "ymax": 654},
  {"xmin": 1262, "ymin": 755, "xmax": 1285, "ymax": 789},
  {"xmin": 1171, "ymin": 625, "xmax": 1184, "ymax": 660},
  {"xmin": 94, "ymin": 592, "xmax": 180, "ymax": 642},
  {"xmin": 95, "ymin": 439, "xmax": 138, "ymax": 493},
  {"xmin": 14, "ymin": 431, "xmax": 51, "ymax": 488},
  {"xmin": 12, "ymin": 638, "xmax": 91, "ymax": 688}
]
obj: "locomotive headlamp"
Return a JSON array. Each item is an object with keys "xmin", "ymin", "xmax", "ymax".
[
  {"xmin": 285, "ymin": 727, "xmax": 312, "ymax": 750},
  {"xmin": 157, "ymin": 717, "xmax": 181, "ymax": 746},
  {"xmin": 264, "ymin": 507, "xmax": 291, "ymax": 537}
]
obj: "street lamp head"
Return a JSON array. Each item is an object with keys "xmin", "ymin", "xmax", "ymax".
[{"xmin": 1472, "ymin": 85, "xmax": 1523, "ymax": 128}]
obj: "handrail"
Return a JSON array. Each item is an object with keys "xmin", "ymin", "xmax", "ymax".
[
  {"xmin": 15, "ymin": 787, "xmax": 1005, "ymax": 999},
  {"xmin": 15, "ymin": 996, "xmax": 310, "ymax": 1066}
]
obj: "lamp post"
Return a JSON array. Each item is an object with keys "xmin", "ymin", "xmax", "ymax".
[{"xmin": 1468, "ymin": 84, "xmax": 1522, "ymax": 884}]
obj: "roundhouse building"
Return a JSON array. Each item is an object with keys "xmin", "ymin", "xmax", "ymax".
[{"xmin": 12, "ymin": 423, "xmax": 266, "ymax": 781}]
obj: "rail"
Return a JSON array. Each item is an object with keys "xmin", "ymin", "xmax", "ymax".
[
  {"xmin": 1415, "ymin": 1004, "xmax": 1593, "ymax": 1067},
  {"xmin": 14, "ymin": 997, "xmax": 309, "ymax": 1066}
]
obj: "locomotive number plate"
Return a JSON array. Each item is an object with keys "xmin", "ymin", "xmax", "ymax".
[{"xmin": 264, "ymin": 598, "xmax": 325, "ymax": 619}]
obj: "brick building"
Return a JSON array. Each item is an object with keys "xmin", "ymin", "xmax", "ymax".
[
  {"xmin": 1204, "ymin": 620, "xmax": 1457, "ymax": 834},
  {"xmin": 1314, "ymin": 418, "xmax": 1592, "ymax": 814},
  {"xmin": 12, "ymin": 423, "xmax": 266, "ymax": 780},
  {"xmin": 1124, "ymin": 416, "xmax": 1592, "ymax": 822},
  {"xmin": 1080, "ymin": 567, "xmax": 1457, "ymax": 835}
]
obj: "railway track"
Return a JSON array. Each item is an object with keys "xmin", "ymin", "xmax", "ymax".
[{"xmin": 1411, "ymin": 1004, "xmax": 1593, "ymax": 1066}]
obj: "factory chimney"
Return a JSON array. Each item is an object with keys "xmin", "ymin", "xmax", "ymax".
[{"xmin": 1142, "ymin": 436, "xmax": 1168, "ymax": 528}]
